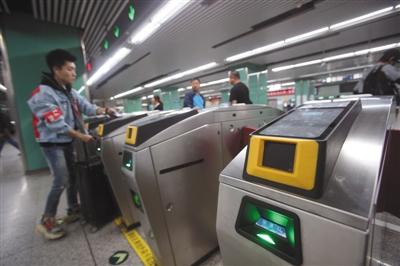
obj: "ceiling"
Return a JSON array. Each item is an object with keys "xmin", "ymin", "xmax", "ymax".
[
  {"xmin": 0, "ymin": 0, "xmax": 131, "ymax": 60},
  {"xmin": 91, "ymin": 0, "xmax": 400, "ymax": 100},
  {"xmin": 1, "ymin": 0, "xmax": 399, "ymax": 101}
]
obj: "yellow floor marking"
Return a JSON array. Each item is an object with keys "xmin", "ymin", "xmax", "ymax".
[{"xmin": 114, "ymin": 218, "xmax": 158, "ymax": 266}]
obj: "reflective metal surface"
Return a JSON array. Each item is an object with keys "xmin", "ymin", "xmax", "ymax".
[
  {"xmin": 217, "ymin": 183, "xmax": 368, "ymax": 266},
  {"xmin": 219, "ymin": 97, "xmax": 394, "ymax": 230},
  {"xmin": 134, "ymin": 105, "xmax": 282, "ymax": 150},
  {"xmin": 217, "ymin": 97, "xmax": 395, "ymax": 265},
  {"xmin": 99, "ymin": 112, "xmax": 159, "ymax": 228},
  {"xmin": 101, "ymin": 133, "xmax": 138, "ymax": 227},
  {"xmin": 122, "ymin": 105, "xmax": 283, "ymax": 266},
  {"xmin": 151, "ymin": 124, "xmax": 222, "ymax": 266}
]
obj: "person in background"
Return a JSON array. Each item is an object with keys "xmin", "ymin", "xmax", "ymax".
[
  {"xmin": 0, "ymin": 108, "xmax": 20, "ymax": 156},
  {"xmin": 354, "ymin": 48, "xmax": 400, "ymax": 105},
  {"xmin": 228, "ymin": 70, "xmax": 253, "ymax": 105},
  {"xmin": 152, "ymin": 95, "xmax": 164, "ymax": 111},
  {"xmin": 183, "ymin": 78, "xmax": 205, "ymax": 109},
  {"xmin": 27, "ymin": 49, "xmax": 116, "ymax": 240}
]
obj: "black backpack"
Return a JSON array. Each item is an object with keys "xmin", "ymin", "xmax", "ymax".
[{"xmin": 363, "ymin": 64, "xmax": 399, "ymax": 104}]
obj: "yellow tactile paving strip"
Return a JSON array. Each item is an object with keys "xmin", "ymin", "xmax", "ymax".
[{"xmin": 114, "ymin": 218, "xmax": 158, "ymax": 266}]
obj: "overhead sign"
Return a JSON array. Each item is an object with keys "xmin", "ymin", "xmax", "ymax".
[
  {"xmin": 267, "ymin": 88, "xmax": 295, "ymax": 97},
  {"xmin": 109, "ymin": 251, "xmax": 129, "ymax": 265}
]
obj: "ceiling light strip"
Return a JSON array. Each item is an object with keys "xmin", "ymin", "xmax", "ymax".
[
  {"xmin": 285, "ymin": 27, "xmax": 329, "ymax": 44},
  {"xmin": 299, "ymin": 64, "xmax": 374, "ymax": 78},
  {"xmin": 87, "ymin": 1, "xmax": 192, "ymax": 87},
  {"xmin": 200, "ymin": 78, "xmax": 229, "ymax": 87},
  {"xmin": 225, "ymin": 5, "xmax": 399, "ymax": 63},
  {"xmin": 112, "ymin": 62, "xmax": 218, "ymax": 99},
  {"xmin": 130, "ymin": 0, "xmax": 191, "ymax": 44},
  {"xmin": 113, "ymin": 86, "xmax": 144, "ymax": 99},
  {"xmin": 144, "ymin": 62, "xmax": 218, "ymax": 88},
  {"xmin": 87, "ymin": 47, "xmax": 131, "ymax": 86},
  {"xmin": 329, "ymin": 6, "xmax": 394, "ymax": 30},
  {"xmin": 271, "ymin": 42, "xmax": 399, "ymax": 72}
]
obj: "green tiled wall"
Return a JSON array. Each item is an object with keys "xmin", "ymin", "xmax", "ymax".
[
  {"xmin": 2, "ymin": 14, "xmax": 85, "ymax": 171},
  {"xmin": 123, "ymin": 98, "xmax": 142, "ymax": 112}
]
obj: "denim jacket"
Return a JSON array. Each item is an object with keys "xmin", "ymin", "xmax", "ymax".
[{"xmin": 27, "ymin": 73, "xmax": 97, "ymax": 144}]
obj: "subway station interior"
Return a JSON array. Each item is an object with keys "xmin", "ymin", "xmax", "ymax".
[{"xmin": 1, "ymin": 0, "xmax": 400, "ymax": 265}]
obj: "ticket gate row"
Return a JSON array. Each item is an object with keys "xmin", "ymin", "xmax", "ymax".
[
  {"xmin": 120, "ymin": 105, "xmax": 283, "ymax": 266},
  {"xmin": 76, "ymin": 112, "xmax": 157, "ymax": 229},
  {"xmin": 216, "ymin": 96, "xmax": 396, "ymax": 265},
  {"xmin": 97, "ymin": 111, "xmax": 157, "ymax": 228}
]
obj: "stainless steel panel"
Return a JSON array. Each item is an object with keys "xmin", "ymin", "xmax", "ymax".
[
  {"xmin": 322, "ymin": 100, "xmax": 362, "ymax": 191},
  {"xmin": 135, "ymin": 105, "xmax": 283, "ymax": 151},
  {"xmin": 121, "ymin": 105, "xmax": 283, "ymax": 265},
  {"xmin": 214, "ymin": 105, "xmax": 283, "ymax": 122},
  {"xmin": 101, "ymin": 133, "xmax": 139, "ymax": 227},
  {"xmin": 320, "ymin": 97, "xmax": 393, "ymax": 217},
  {"xmin": 151, "ymin": 124, "xmax": 222, "ymax": 266},
  {"xmin": 220, "ymin": 170, "xmax": 369, "ymax": 231},
  {"xmin": 134, "ymin": 148, "xmax": 174, "ymax": 265},
  {"xmin": 217, "ymin": 183, "xmax": 368, "ymax": 266},
  {"xmin": 219, "ymin": 97, "xmax": 394, "ymax": 230}
]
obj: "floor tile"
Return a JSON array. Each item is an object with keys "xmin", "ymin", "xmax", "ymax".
[
  {"xmin": 84, "ymin": 222, "xmax": 143, "ymax": 266},
  {"xmin": 0, "ymin": 246, "xmax": 33, "ymax": 266}
]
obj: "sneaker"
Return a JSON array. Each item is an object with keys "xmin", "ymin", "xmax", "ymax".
[
  {"xmin": 62, "ymin": 207, "xmax": 81, "ymax": 224},
  {"xmin": 36, "ymin": 217, "xmax": 66, "ymax": 240}
]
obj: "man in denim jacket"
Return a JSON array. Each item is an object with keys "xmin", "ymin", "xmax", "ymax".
[{"xmin": 27, "ymin": 49, "xmax": 115, "ymax": 240}]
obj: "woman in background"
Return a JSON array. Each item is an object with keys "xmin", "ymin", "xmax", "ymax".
[{"xmin": 153, "ymin": 95, "xmax": 164, "ymax": 111}]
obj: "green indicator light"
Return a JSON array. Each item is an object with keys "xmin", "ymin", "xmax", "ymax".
[
  {"xmin": 265, "ymin": 209, "xmax": 289, "ymax": 226},
  {"xmin": 133, "ymin": 194, "xmax": 141, "ymax": 208},
  {"xmin": 97, "ymin": 147, "xmax": 101, "ymax": 152},
  {"xmin": 257, "ymin": 233, "xmax": 276, "ymax": 245},
  {"xmin": 128, "ymin": 5, "xmax": 135, "ymax": 21},
  {"xmin": 103, "ymin": 40, "xmax": 109, "ymax": 50},
  {"xmin": 122, "ymin": 151, "xmax": 133, "ymax": 170},
  {"xmin": 113, "ymin": 26, "xmax": 120, "ymax": 38}
]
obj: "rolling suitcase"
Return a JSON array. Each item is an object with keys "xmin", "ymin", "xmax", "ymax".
[{"xmin": 76, "ymin": 157, "xmax": 119, "ymax": 232}]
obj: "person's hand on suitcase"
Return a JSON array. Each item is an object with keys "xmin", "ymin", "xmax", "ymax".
[
  {"xmin": 79, "ymin": 133, "xmax": 95, "ymax": 143},
  {"xmin": 68, "ymin": 129, "xmax": 95, "ymax": 143}
]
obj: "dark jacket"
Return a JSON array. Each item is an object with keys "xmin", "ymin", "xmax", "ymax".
[
  {"xmin": 183, "ymin": 91, "xmax": 205, "ymax": 108},
  {"xmin": 0, "ymin": 111, "xmax": 13, "ymax": 135},
  {"xmin": 154, "ymin": 102, "xmax": 164, "ymax": 111}
]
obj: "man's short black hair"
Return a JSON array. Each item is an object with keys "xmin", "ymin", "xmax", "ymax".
[
  {"xmin": 191, "ymin": 77, "xmax": 201, "ymax": 83},
  {"xmin": 379, "ymin": 48, "xmax": 400, "ymax": 63},
  {"xmin": 230, "ymin": 70, "xmax": 240, "ymax": 79},
  {"xmin": 46, "ymin": 49, "xmax": 76, "ymax": 72}
]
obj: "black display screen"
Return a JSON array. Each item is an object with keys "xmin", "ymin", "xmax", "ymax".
[
  {"xmin": 259, "ymin": 108, "xmax": 344, "ymax": 139},
  {"xmin": 263, "ymin": 142, "xmax": 296, "ymax": 172}
]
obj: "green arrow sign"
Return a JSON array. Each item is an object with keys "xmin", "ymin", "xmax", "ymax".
[
  {"xmin": 109, "ymin": 251, "xmax": 129, "ymax": 265},
  {"xmin": 103, "ymin": 40, "xmax": 109, "ymax": 50},
  {"xmin": 113, "ymin": 26, "xmax": 120, "ymax": 38},
  {"xmin": 128, "ymin": 5, "xmax": 135, "ymax": 21}
]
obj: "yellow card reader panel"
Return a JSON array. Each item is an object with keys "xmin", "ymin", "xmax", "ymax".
[
  {"xmin": 246, "ymin": 135, "xmax": 318, "ymax": 190},
  {"xmin": 125, "ymin": 126, "xmax": 138, "ymax": 145},
  {"xmin": 97, "ymin": 124, "xmax": 104, "ymax": 137}
]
